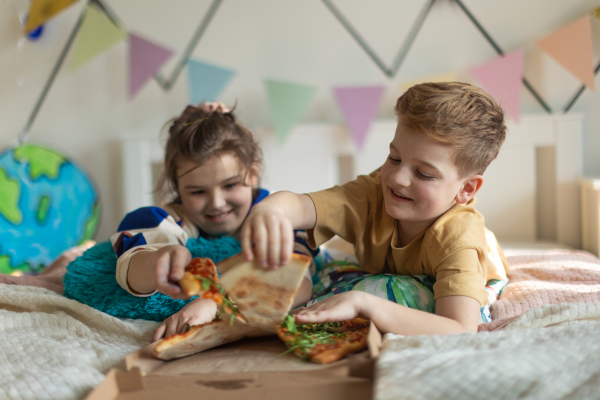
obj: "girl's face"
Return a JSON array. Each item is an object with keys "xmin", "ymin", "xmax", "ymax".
[{"xmin": 176, "ymin": 153, "xmax": 257, "ymax": 237}]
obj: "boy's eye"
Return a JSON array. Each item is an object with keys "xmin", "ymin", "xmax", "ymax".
[
  {"xmin": 387, "ymin": 155, "xmax": 401, "ymax": 164},
  {"xmin": 417, "ymin": 170, "xmax": 434, "ymax": 180},
  {"xmin": 192, "ymin": 190, "xmax": 205, "ymax": 195},
  {"xmin": 224, "ymin": 182, "xmax": 238, "ymax": 189}
]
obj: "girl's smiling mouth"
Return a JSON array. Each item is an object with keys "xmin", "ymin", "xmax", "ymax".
[{"xmin": 206, "ymin": 210, "xmax": 233, "ymax": 222}]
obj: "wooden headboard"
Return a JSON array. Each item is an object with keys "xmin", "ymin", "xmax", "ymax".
[{"xmin": 121, "ymin": 113, "xmax": 583, "ymax": 248}]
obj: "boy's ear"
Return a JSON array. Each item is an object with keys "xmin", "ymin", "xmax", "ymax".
[{"xmin": 455, "ymin": 175, "xmax": 484, "ymax": 204}]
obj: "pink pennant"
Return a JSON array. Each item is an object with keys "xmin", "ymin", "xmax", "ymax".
[
  {"xmin": 469, "ymin": 49, "xmax": 524, "ymax": 123},
  {"xmin": 537, "ymin": 15, "xmax": 595, "ymax": 91},
  {"xmin": 333, "ymin": 86, "xmax": 386, "ymax": 150},
  {"xmin": 128, "ymin": 33, "xmax": 173, "ymax": 99}
]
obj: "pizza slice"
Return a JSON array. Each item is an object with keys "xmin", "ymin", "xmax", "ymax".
[
  {"xmin": 178, "ymin": 257, "xmax": 246, "ymax": 324},
  {"xmin": 277, "ymin": 315, "xmax": 370, "ymax": 364},
  {"xmin": 152, "ymin": 318, "xmax": 275, "ymax": 360}
]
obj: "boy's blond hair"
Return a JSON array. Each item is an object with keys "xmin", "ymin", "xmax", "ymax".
[{"xmin": 395, "ymin": 82, "xmax": 506, "ymax": 177}]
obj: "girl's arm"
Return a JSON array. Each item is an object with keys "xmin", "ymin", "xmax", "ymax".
[
  {"xmin": 240, "ymin": 191, "xmax": 316, "ymax": 268},
  {"xmin": 295, "ymin": 291, "xmax": 480, "ymax": 335}
]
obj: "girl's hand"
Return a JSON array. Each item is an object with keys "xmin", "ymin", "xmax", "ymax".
[
  {"xmin": 152, "ymin": 297, "xmax": 217, "ymax": 342},
  {"xmin": 240, "ymin": 204, "xmax": 295, "ymax": 269},
  {"xmin": 294, "ymin": 291, "xmax": 365, "ymax": 324},
  {"xmin": 153, "ymin": 245, "xmax": 192, "ymax": 299}
]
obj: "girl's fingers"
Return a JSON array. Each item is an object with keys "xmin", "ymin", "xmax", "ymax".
[
  {"xmin": 152, "ymin": 323, "xmax": 166, "ymax": 342},
  {"xmin": 164, "ymin": 317, "xmax": 178, "ymax": 338}
]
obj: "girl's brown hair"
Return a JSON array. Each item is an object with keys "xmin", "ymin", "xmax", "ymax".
[
  {"xmin": 157, "ymin": 104, "xmax": 262, "ymax": 203},
  {"xmin": 395, "ymin": 82, "xmax": 507, "ymax": 177}
]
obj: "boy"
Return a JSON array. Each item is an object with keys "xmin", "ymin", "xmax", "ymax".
[{"xmin": 240, "ymin": 82, "xmax": 509, "ymax": 336}]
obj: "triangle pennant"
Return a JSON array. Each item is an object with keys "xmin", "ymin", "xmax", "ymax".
[
  {"xmin": 592, "ymin": 6, "xmax": 600, "ymax": 21},
  {"xmin": 187, "ymin": 60, "xmax": 236, "ymax": 104},
  {"xmin": 333, "ymin": 86, "xmax": 386, "ymax": 150},
  {"xmin": 24, "ymin": 0, "xmax": 78, "ymax": 34},
  {"xmin": 128, "ymin": 33, "xmax": 174, "ymax": 99},
  {"xmin": 469, "ymin": 49, "xmax": 524, "ymax": 123},
  {"xmin": 264, "ymin": 80, "xmax": 318, "ymax": 144},
  {"xmin": 537, "ymin": 15, "xmax": 595, "ymax": 91},
  {"xmin": 70, "ymin": 4, "xmax": 127, "ymax": 70}
]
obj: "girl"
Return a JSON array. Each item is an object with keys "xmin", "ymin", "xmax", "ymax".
[{"xmin": 110, "ymin": 103, "xmax": 315, "ymax": 342}]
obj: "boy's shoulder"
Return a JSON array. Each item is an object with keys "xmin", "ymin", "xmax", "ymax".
[{"xmin": 423, "ymin": 199, "xmax": 487, "ymax": 253}]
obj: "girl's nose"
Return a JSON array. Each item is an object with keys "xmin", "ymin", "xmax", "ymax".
[{"xmin": 209, "ymin": 192, "xmax": 226, "ymax": 208}]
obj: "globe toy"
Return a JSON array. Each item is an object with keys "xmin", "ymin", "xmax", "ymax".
[{"xmin": 0, "ymin": 144, "xmax": 100, "ymax": 275}]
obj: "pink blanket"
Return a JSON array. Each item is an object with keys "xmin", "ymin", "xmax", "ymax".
[{"xmin": 479, "ymin": 249, "xmax": 600, "ymax": 331}]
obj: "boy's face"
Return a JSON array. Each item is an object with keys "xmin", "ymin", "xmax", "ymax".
[{"xmin": 380, "ymin": 122, "xmax": 474, "ymax": 230}]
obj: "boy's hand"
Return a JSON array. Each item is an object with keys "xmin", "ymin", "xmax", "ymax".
[
  {"xmin": 240, "ymin": 204, "xmax": 295, "ymax": 269},
  {"xmin": 152, "ymin": 297, "xmax": 217, "ymax": 342},
  {"xmin": 294, "ymin": 291, "xmax": 365, "ymax": 324},
  {"xmin": 153, "ymin": 245, "xmax": 192, "ymax": 299}
]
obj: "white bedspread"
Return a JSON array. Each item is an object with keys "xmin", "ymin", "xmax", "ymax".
[
  {"xmin": 375, "ymin": 302, "xmax": 600, "ymax": 400},
  {"xmin": 0, "ymin": 284, "xmax": 158, "ymax": 400}
]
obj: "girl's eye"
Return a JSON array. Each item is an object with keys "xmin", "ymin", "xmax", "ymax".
[
  {"xmin": 388, "ymin": 155, "xmax": 401, "ymax": 164},
  {"xmin": 417, "ymin": 170, "xmax": 434, "ymax": 180},
  {"xmin": 192, "ymin": 190, "xmax": 205, "ymax": 195},
  {"xmin": 224, "ymin": 182, "xmax": 238, "ymax": 189}
]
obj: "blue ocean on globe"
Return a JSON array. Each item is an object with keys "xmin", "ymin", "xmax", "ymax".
[{"xmin": 0, "ymin": 144, "xmax": 100, "ymax": 274}]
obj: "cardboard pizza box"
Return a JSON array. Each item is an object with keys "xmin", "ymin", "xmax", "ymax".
[{"xmin": 85, "ymin": 323, "xmax": 382, "ymax": 400}]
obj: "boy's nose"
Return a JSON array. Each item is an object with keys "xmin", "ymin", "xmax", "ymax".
[{"xmin": 391, "ymin": 165, "xmax": 411, "ymax": 187}]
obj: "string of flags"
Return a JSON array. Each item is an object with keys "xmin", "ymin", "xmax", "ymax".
[{"xmin": 19, "ymin": 0, "xmax": 600, "ymax": 151}]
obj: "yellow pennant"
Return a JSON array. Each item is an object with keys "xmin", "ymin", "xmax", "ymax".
[
  {"xmin": 592, "ymin": 6, "xmax": 600, "ymax": 21},
  {"xmin": 24, "ymin": 0, "xmax": 79, "ymax": 34}
]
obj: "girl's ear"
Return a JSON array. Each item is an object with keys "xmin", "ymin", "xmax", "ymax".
[
  {"xmin": 455, "ymin": 175, "xmax": 484, "ymax": 204},
  {"xmin": 246, "ymin": 162, "xmax": 260, "ymax": 186}
]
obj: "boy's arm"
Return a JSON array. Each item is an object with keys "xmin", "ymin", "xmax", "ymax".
[
  {"xmin": 295, "ymin": 291, "xmax": 480, "ymax": 335},
  {"xmin": 241, "ymin": 191, "xmax": 316, "ymax": 268}
]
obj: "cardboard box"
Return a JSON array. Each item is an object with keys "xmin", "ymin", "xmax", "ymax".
[{"xmin": 86, "ymin": 323, "xmax": 381, "ymax": 399}]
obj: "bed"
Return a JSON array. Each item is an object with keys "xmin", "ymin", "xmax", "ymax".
[{"xmin": 2, "ymin": 113, "xmax": 599, "ymax": 400}]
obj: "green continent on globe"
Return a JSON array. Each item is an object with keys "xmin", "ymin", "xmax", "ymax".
[
  {"xmin": 14, "ymin": 145, "xmax": 66, "ymax": 180},
  {"xmin": 36, "ymin": 195, "xmax": 51, "ymax": 224},
  {"xmin": 0, "ymin": 254, "xmax": 31, "ymax": 275},
  {"xmin": 0, "ymin": 168, "xmax": 22, "ymax": 224},
  {"xmin": 79, "ymin": 202, "xmax": 101, "ymax": 244}
]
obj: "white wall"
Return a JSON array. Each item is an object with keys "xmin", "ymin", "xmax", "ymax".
[{"xmin": 1, "ymin": 0, "xmax": 599, "ymax": 241}]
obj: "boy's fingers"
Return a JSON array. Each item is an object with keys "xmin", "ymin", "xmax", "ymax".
[
  {"xmin": 169, "ymin": 248, "xmax": 191, "ymax": 282},
  {"xmin": 165, "ymin": 318, "xmax": 178, "ymax": 338},
  {"xmin": 240, "ymin": 222, "xmax": 254, "ymax": 261},
  {"xmin": 252, "ymin": 221, "xmax": 268, "ymax": 268},
  {"xmin": 265, "ymin": 216, "xmax": 281, "ymax": 268},
  {"xmin": 155, "ymin": 252, "xmax": 176, "ymax": 293},
  {"xmin": 280, "ymin": 219, "xmax": 294, "ymax": 266}
]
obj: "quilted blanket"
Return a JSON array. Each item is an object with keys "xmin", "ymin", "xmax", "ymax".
[{"xmin": 0, "ymin": 284, "xmax": 157, "ymax": 400}]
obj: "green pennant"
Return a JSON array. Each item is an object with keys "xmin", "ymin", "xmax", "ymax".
[
  {"xmin": 264, "ymin": 80, "xmax": 318, "ymax": 144},
  {"xmin": 70, "ymin": 4, "xmax": 127, "ymax": 70}
]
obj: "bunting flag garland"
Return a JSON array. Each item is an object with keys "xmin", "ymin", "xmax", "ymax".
[
  {"xmin": 537, "ymin": 15, "xmax": 595, "ymax": 91},
  {"xmin": 591, "ymin": 6, "xmax": 600, "ymax": 20},
  {"xmin": 332, "ymin": 86, "xmax": 386, "ymax": 151},
  {"xmin": 70, "ymin": 4, "xmax": 127, "ymax": 70},
  {"xmin": 400, "ymin": 72, "xmax": 458, "ymax": 92},
  {"xmin": 264, "ymin": 80, "xmax": 318, "ymax": 144},
  {"xmin": 469, "ymin": 49, "xmax": 524, "ymax": 123},
  {"xmin": 187, "ymin": 60, "xmax": 236, "ymax": 104},
  {"xmin": 128, "ymin": 33, "xmax": 173, "ymax": 99},
  {"xmin": 24, "ymin": 0, "xmax": 78, "ymax": 34}
]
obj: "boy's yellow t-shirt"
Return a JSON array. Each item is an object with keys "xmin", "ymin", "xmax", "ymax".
[{"xmin": 306, "ymin": 169, "xmax": 509, "ymax": 306}]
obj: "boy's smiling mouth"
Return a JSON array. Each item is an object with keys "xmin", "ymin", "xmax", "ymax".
[{"xmin": 390, "ymin": 189, "xmax": 413, "ymax": 201}]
